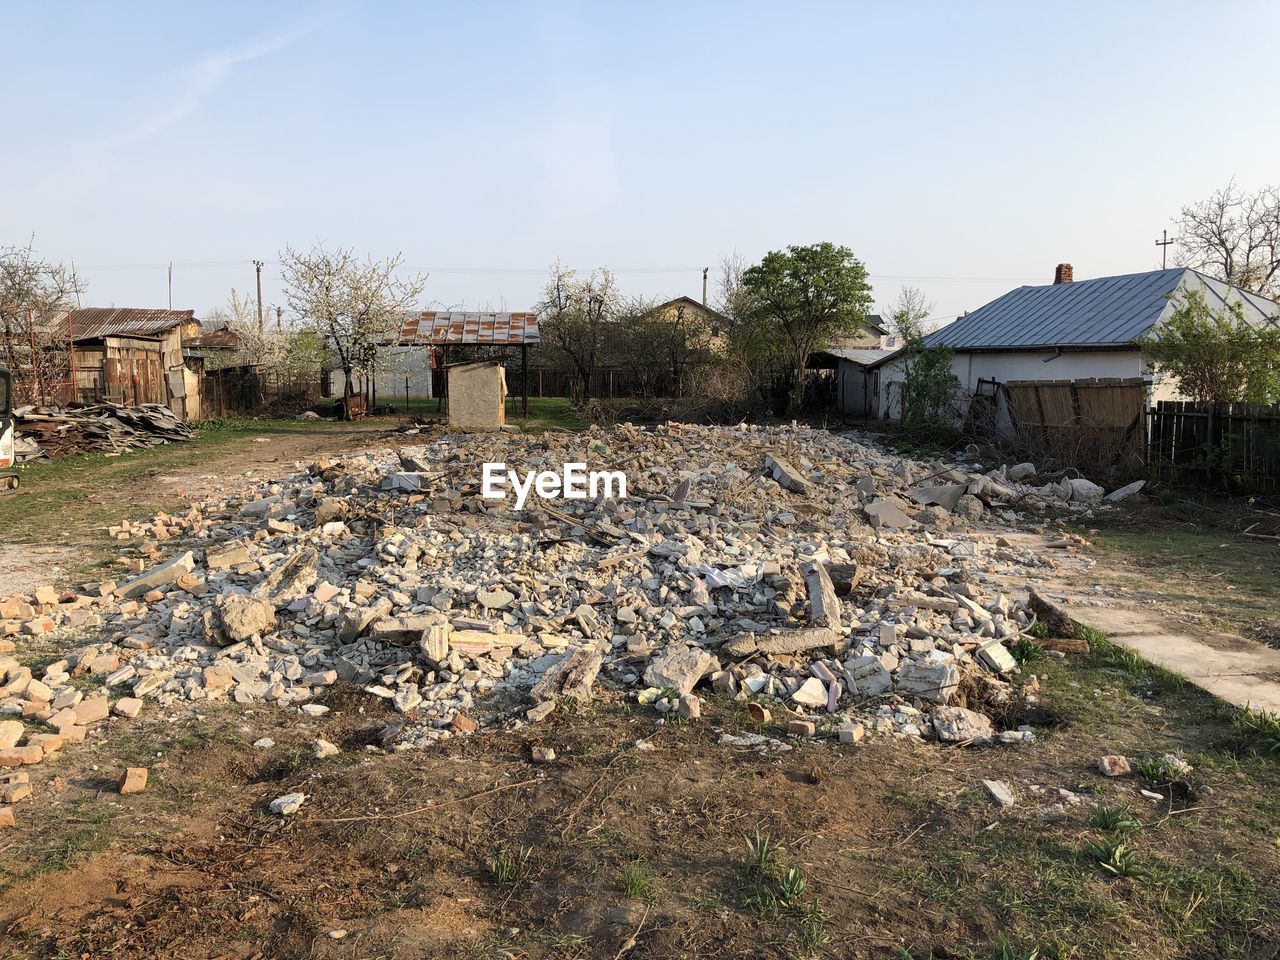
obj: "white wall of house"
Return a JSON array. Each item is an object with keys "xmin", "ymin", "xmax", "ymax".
[{"xmin": 876, "ymin": 348, "xmax": 1176, "ymax": 420}]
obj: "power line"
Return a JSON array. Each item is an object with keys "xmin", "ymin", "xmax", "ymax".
[{"xmin": 71, "ymin": 259, "xmax": 1045, "ymax": 285}]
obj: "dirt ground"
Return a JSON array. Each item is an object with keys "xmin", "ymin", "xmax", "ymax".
[
  {"xmin": 0, "ymin": 422, "xmax": 391, "ymax": 595},
  {"xmin": 1, "ymin": 653, "xmax": 1277, "ymax": 960},
  {"xmin": 1, "ymin": 427, "xmax": 1278, "ymax": 959}
]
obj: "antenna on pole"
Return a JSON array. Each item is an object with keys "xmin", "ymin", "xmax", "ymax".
[
  {"xmin": 1155, "ymin": 229, "xmax": 1176, "ymax": 269},
  {"xmin": 702, "ymin": 266, "xmax": 709, "ymax": 305}
]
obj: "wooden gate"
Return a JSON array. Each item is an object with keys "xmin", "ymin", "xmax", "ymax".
[{"xmin": 1002, "ymin": 378, "xmax": 1147, "ymax": 480}]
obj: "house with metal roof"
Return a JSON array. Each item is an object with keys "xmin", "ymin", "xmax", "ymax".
[{"xmin": 875, "ymin": 263, "xmax": 1280, "ymax": 420}]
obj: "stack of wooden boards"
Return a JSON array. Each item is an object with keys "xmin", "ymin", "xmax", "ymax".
[{"xmin": 13, "ymin": 402, "xmax": 192, "ymax": 462}]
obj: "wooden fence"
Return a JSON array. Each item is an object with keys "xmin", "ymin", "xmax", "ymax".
[
  {"xmin": 200, "ymin": 365, "xmax": 322, "ymax": 418},
  {"xmin": 1001, "ymin": 378, "xmax": 1147, "ymax": 480},
  {"xmin": 1148, "ymin": 400, "xmax": 1280, "ymax": 491}
]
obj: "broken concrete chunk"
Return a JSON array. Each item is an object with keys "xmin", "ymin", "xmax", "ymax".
[
  {"xmin": 720, "ymin": 627, "xmax": 839, "ymax": 659},
  {"xmin": 763, "ymin": 454, "xmax": 811, "ymax": 494},
  {"xmin": 895, "ymin": 660, "xmax": 961, "ymax": 703},
  {"xmin": 214, "ymin": 593, "xmax": 277, "ymax": 644},
  {"xmin": 791, "ymin": 677, "xmax": 828, "ymax": 708},
  {"xmin": 931, "ymin": 706, "xmax": 994, "ymax": 742},
  {"xmin": 864, "ymin": 498, "xmax": 913, "ymax": 529},
  {"xmin": 806, "ymin": 563, "xmax": 843, "ymax": 630},
  {"xmin": 531, "ymin": 647, "xmax": 604, "ymax": 704},
  {"xmin": 983, "ymin": 779, "xmax": 1015, "ymax": 807},
  {"xmin": 643, "ymin": 648, "xmax": 718, "ymax": 695},
  {"xmin": 114, "ymin": 552, "xmax": 196, "ymax": 599},
  {"xmin": 269, "ymin": 792, "xmax": 306, "ymax": 815},
  {"xmin": 257, "ymin": 548, "xmax": 320, "ymax": 605},
  {"xmin": 1099, "ymin": 755, "xmax": 1131, "ymax": 777},
  {"xmin": 976, "ymin": 639, "xmax": 1018, "ymax": 674}
]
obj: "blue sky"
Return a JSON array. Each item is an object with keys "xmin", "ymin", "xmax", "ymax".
[{"xmin": 4, "ymin": 0, "xmax": 1278, "ymax": 326}]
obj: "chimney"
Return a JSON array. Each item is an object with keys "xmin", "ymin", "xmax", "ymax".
[{"xmin": 1053, "ymin": 263, "xmax": 1074, "ymax": 284}]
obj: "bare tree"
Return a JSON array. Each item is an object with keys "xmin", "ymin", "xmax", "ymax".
[
  {"xmin": 281, "ymin": 245, "xmax": 426, "ymax": 404},
  {"xmin": 537, "ymin": 261, "xmax": 618, "ymax": 404},
  {"xmin": 884, "ymin": 285, "xmax": 933, "ymax": 342},
  {"xmin": 0, "ymin": 239, "xmax": 84, "ymax": 405},
  {"xmin": 1175, "ymin": 180, "xmax": 1280, "ymax": 297}
]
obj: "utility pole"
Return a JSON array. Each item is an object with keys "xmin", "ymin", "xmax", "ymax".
[
  {"xmin": 168, "ymin": 262, "xmax": 173, "ymax": 310},
  {"xmin": 253, "ymin": 260, "xmax": 265, "ymax": 332},
  {"xmin": 276, "ymin": 305, "xmax": 283, "ymax": 331},
  {"xmin": 1155, "ymin": 229, "xmax": 1176, "ymax": 269},
  {"xmin": 702, "ymin": 266, "xmax": 709, "ymax": 305}
]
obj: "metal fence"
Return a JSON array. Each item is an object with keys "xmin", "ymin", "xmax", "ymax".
[{"xmin": 1148, "ymin": 400, "xmax": 1280, "ymax": 491}]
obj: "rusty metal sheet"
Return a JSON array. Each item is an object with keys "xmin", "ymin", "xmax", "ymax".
[{"xmin": 398, "ymin": 311, "xmax": 540, "ymax": 346}]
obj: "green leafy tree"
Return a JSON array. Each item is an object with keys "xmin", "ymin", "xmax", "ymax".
[
  {"xmin": 885, "ymin": 286, "xmax": 961, "ymax": 433},
  {"xmin": 742, "ymin": 242, "xmax": 874, "ymax": 414},
  {"xmin": 1142, "ymin": 289, "xmax": 1280, "ymax": 403}
]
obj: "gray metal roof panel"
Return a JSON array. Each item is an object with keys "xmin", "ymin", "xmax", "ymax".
[{"xmin": 923, "ymin": 269, "xmax": 1279, "ymax": 351}]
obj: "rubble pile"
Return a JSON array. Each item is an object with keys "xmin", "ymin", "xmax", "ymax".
[
  {"xmin": 13, "ymin": 402, "xmax": 191, "ymax": 462},
  {"xmin": 0, "ymin": 422, "xmax": 1124, "ymax": 815}
]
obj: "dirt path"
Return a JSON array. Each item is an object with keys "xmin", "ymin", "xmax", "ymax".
[
  {"xmin": 999, "ymin": 531, "xmax": 1280, "ymax": 713},
  {"xmin": 0, "ymin": 422, "xmax": 393, "ymax": 595}
]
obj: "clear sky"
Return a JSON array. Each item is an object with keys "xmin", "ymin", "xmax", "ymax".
[{"xmin": 4, "ymin": 0, "xmax": 1278, "ymax": 327}]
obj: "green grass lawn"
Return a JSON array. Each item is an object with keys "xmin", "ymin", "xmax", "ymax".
[
  {"xmin": 394, "ymin": 395, "xmax": 581, "ymax": 431},
  {"xmin": 0, "ymin": 418, "xmax": 376, "ymax": 549},
  {"xmin": 1086, "ymin": 521, "xmax": 1280, "ymax": 640}
]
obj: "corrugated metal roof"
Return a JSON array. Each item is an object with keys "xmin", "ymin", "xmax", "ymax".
[
  {"xmin": 824, "ymin": 347, "xmax": 899, "ymax": 365},
  {"xmin": 63, "ymin": 307, "xmax": 196, "ymax": 341},
  {"xmin": 398, "ymin": 311, "xmax": 540, "ymax": 346},
  {"xmin": 924, "ymin": 268, "xmax": 1280, "ymax": 351}
]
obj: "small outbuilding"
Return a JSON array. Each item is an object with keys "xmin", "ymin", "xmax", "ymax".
[{"xmin": 447, "ymin": 359, "xmax": 506, "ymax": 432}]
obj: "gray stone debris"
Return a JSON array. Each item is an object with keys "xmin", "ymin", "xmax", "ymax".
[
  {"xmin": 644, "ymin": 648, "xmax": 718, "ymax": 695},
  {"xmin": 806, "ymin": 563, "xmax": 843, "ymax": 630},
  {"xmin": 983, "ymin": 779, "xmax": 1016, "ymax": 807},
  {"xmin": 763, "ymin": 454, "xmax": 811, "ymax": 494},
  {"xmin": 931, "ymin": 705, "xmax": 994, "ymax": 742},
  {"xmin": 1, "ymin": 420, "xmax": 1095, "ymax": 776}
]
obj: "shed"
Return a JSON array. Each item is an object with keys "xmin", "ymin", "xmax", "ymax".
[
  {"xmin": 809, "ymin": 347, "xmax": 898, "ymax": 418},
  {"xmin": 447, "ymin": 359, "xmax": 506, "ymax": 432}
]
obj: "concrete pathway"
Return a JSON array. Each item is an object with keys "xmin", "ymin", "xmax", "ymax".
[
  {"xmin": 1052, "ymin": 590, "xmax": 1280, "ymax": 713},
  {"xmin": 995, "ymin": 530, "xmax": 1280, "ymax": 714}
]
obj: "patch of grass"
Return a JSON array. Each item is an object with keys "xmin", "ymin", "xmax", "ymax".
[
  {"xmin": 487, "ymin": 845, "xmax": 532, "ymax": 885},
  {"xmin": 742, "ymin": 828, "xmax": 782, "ymax": 878},
  {"xmin": 776, "ymin": 866, "xmax": 807, "ymax": 906},
  {"xmin": 1027, "ymin": 619, "xmax": 1052, "ymax": 642},
  {"xmin": 1088, "ymin": 523, "xmax": 1280, "ymax": 641},
  {"xmin": 618, "ymin": 858, "xmax": 660, "ymax": 905},
  {"xmin": 1089, "ymin": 803, "xmax": 1141, "ymax": 833},
  {"xmin": 792, "ymin": 897, "xmax": 832, "ymax": 953},
  {"xmin": 1083, "ymin": 836, "xmax": 1145, "ymax": 879},
  {"xmin": 1011, "ymin": 636, "xmax": 1044, "ymax": 664},
  {"xmin": 1231, "ymin": 705, "xmax": 1280, "ymax": 755}
]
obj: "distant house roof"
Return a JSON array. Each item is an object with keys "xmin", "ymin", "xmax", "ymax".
[
  {"xmin": 924, "ymin": 269, "xmax": 1280, "ymax": 352},
  {"xmin": 64, "ymin": 307, "xmax": 196, "ymax": 341},
  {"xmin": 651, "ymin": 296, "xmax": 730, "ymax": 323},
  {"xmin": 863, "ymin": 313, "xmax": 887, "ymax": 336},
  {"xmin": 398, "ymin": 311, "xmax": 539, "ymax": 346},
  {"xmin": 185, "ymin": 324, "xmax": 242, "ymax": 350}
]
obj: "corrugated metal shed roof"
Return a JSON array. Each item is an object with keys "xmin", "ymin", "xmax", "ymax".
[
  {"xmin": 398, "ymin": 311, "xmax": 540, "ymax": 346},
  {"xmin": 924, "ymin": 269, "xmax": 1280, "ymax": 351},
  {"xmin": 824, "ymin": 347, "xmax": 899, "ymax": 365},
  {"xmin": 63, "ymin": 307, "xmax": 196, "ymax": 340}
]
